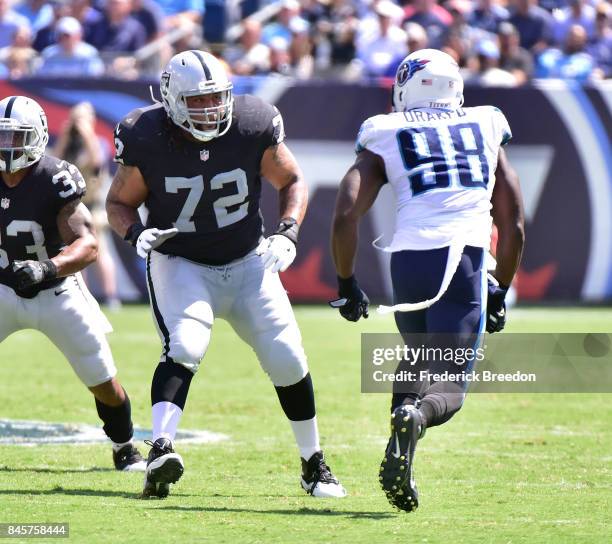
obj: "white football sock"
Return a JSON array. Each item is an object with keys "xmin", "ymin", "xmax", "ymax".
[
  {"xmin": 289, "ymin": 416, "xmax": 321, "ymax": 461},
  {"xmin": 152, "ymin": 401, "xmax": 183, "ymax": 442}
]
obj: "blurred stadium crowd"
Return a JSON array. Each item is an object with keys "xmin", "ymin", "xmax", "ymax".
[{"xmin": 0, "ymin": 0, "xmax": 610, "ymax": 81}]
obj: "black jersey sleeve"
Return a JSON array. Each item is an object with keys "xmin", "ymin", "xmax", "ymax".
[
  {"xmin": 264, "ymin": 105, "xmax": 286, "ymax": 148},
  {"xmin": 44, "ymin": 157, "xmax": 87, "ymax": 211},
  {"xmin": 235, "ymin": 95, "xmax": 286, "ymax": 152},
  {"xmin": 113, "ymin": 108, "xmax": 148, "ymax": 167}
]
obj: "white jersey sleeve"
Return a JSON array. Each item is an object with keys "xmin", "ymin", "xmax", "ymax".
[
  {"xmin": 355, "ymin": 115, "xmax": 385, "ymax": 156},
  {"xmin": 492, "ymin": 107, "xmax": 512, "ymax": 147}
]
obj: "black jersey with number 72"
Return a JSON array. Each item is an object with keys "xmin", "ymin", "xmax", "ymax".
[{"xmin": 113, "ymin": 95, "xmax": 285, "ymax": 266}]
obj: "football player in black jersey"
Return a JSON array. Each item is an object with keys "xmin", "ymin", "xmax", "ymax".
[
  {"xmin": 0, "ymin": 95, "xmax": 145, "ymax": 472},
  {"xmin": 106, "ymin": 50, "xmax": 346, "ymax": 499}
]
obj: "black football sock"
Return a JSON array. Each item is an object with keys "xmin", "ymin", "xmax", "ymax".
[
  {"xmin": 274, "ymin": 373, "xmax": 316, "ymax": 421},
  {"xmin": 391, "ymin": 392, "xmax": 421, "ymax": 412},
  {"xmin": 419, "ymin": 383, "xmax": 465, "ymax": 428},
  {"xmin": 151, "ymin": 359, "xmax": 194, "ymax": 409},
  {"xmin": 95, "ymin": 388, "xmax": 134, "ymax": 444},
  {"xmin": 275, "ymin": 374, "xmax": 320, "ymax": 461}
]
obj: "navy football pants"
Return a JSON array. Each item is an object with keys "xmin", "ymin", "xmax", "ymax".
[{"xmin": 390, "ymin": 245, "xmax": 486, "ymax": 428}]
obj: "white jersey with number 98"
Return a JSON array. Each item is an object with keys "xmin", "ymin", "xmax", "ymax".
[{"xmin": 357, "ymin": 105, "xmax": 512, "ymax": 250}]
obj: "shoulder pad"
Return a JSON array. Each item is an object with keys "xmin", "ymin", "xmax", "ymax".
[
  {"xmin": 355, "ymin": 116, "xmax": 381, "ymax": 154},
  {"xmin": 114, "ymin": 105, "xmax": 165, "ymax": 166},
  {"xmin": 234, "ymin": 95, "xmax": 285, "ymax": 146}
]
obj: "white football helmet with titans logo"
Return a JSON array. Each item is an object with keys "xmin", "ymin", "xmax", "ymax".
[
  {"xmin": 0, "ymin": 95, "xmax": 49, "ymax": 173},
  {"xmin": 160, "ymin": 50, "xmax": 233, "ymax": 142},
  {"xmin": 392, "ymin": 49, "xmax": 464, "ymax": 112}
]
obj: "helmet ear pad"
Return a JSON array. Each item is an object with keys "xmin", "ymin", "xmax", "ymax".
[{"xmin": 391, "ymin": 83, "xmax": 407, "ymax": 113}]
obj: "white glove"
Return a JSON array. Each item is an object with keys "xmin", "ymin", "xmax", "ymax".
[
  {"xmin": 256, "ymin": 234, "xmax": 296, "ymax": 273},
  {"xmin": 136, "ymin": 228, "xmax": 179, "ymax": 259}
]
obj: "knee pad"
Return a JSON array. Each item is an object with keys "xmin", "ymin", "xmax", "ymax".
[
  {"xmin": 257, "ymin": 327, "xmax": 308, "ymax": 387},
  {"xmin": 166, "ymin": 337, "xmax": 207, "ymax": 373}
]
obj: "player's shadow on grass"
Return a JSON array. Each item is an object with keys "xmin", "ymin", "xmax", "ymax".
[
  {"xmin": 157, "ymin": 506, "xmax": 394, "ymax": 520},
  {"xmin": 0, "ymin": 466, "xmax": 115, "ymax": 474},
  {"xmin": 0, "ymin": 488, "xmax": 193, "ymax": 499}
]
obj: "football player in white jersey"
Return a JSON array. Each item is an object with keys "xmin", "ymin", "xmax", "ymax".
[
  {"xmin": 330, "ymin": 49, "xmax": 525, "ymax": 511},
  {"xmin": 0, "ymin": 95, "xmax": 145, "ymax": 471}
]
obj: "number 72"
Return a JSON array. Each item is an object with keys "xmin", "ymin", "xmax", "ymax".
[{"xmin": 164, "ymin": 168, "xmax": 249, "ymax": 231}]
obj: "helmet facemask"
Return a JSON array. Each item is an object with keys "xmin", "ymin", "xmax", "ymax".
[
  {"xmin": 176, "ymin": 87, "xmax": 233, "ymax": 142},
  {"xmin": 0, "ymin": 118, "xmax": 46, "ymax": 173},
  {"xmin": 160, "ymin": 65, "xmax": 234, "ymax": 143}
]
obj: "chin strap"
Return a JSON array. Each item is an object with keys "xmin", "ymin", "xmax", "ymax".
[{"xmin": 149, "ymin": 84, "xmax": 161, "ymax": 105}]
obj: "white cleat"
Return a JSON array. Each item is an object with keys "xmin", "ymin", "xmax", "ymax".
[
  {"xmin": 301, "ymin": 478, "xmax": 347, "ymax": 498},
  {"xmin": 122, "ymin": 459, "xmax": 147, "ymax": 472},
  {"xmin": 300, "ymin": 451, "xmax": 347, "ymax": 498}
]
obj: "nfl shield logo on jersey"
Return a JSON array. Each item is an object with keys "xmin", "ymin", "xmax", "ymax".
[
  {"xmin": 200, "ymin": 149, "xmax": 209, "ymax": 162},
  {"xmin": 1, "ymin": 197, "xmax": 9, "ymax": 209}
]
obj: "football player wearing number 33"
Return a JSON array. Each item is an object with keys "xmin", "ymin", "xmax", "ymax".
[
  {"xmin": 0, "ymin": 96, "xmax": 146, "ymax": 472},
  {"xmin": 106, "ymin": 50, "xmax": 346, "ymax": 499}
]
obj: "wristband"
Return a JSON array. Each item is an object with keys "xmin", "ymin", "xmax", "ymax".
[
  {"xmin": 124, "ymin": 223, "xmax": 146, "ymax": 247},
  {"xmin": 489, "ymin": 273, "xmax": 509, "ymax": 292},
  {"xmin": 337, "ymin": 275, "xmax": 358, "ymax": 297},
  {"xmin": 40, "ymin": 259, "xmax": 58, "ymax": 280},
  {"xmin": 275, "ymin": 217, "xmax": 299, "ymax": 245}
]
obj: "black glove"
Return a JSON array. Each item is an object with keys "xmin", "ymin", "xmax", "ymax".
[
  {"xmin": 12, "ymin": 260, "xmax": 57, "ymax": 290},
  {"xmin": 329, "ymin": 275, "xmax": 370, "ymax": 322},
  {"xmin": 487, "ymin": 274, "xmax": 508, "ymax": 333}
]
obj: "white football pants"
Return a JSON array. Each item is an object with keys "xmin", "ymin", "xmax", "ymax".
[
  {"xmin": 0, "ymin": 274, "xmax": 116, "ymax": 387},
  {"xmin": 146, "ymin": 249, "xmax": 308, "ymax": 387}
]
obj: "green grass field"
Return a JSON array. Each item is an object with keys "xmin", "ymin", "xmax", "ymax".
[{"xmin": 0, "ymin": 306, "xmax": 611, "ymax": 543}]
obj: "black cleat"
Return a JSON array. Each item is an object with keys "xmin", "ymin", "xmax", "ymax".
[
  {"xmin": 300, "ymin": 451, "xmax": 347, "ymax": 498},
  {"xmin": 113, "ymin": 443, "xmax": 146, "ymax": 472},
  {"xmin": 380, "ymin": 405, "xmax": 425, "ymax": 512},
  {"xmin": 141, "ymin": 438, "xmax": 184, "ymax": 499}
]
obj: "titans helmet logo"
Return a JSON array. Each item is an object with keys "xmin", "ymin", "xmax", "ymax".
[{"xmin": 396, "ymin": 59, "xmax": 430, "ymax": 86}]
